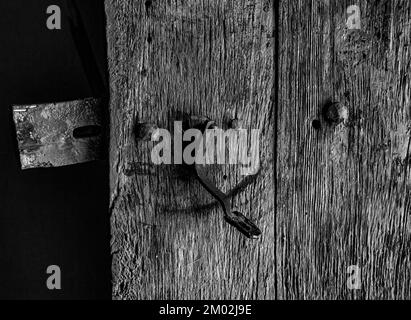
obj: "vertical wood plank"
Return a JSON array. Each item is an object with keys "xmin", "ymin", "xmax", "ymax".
[
  {"xmin": 106, "ymin": 0, "xmax": 275, "ymax": 299},
  {"xmin": 278, "ymin": 0, "xmax": 411, "ymax": 299}
]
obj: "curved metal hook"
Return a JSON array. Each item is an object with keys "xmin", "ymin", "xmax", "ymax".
[{"xmin": 193, "ymin": 121, "xmax": 262, "ymax": 239}]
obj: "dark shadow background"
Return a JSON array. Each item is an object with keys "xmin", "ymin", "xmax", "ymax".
[{"xmin": 0, "ymin": 0, "xmax": 111, "ymax": 300}]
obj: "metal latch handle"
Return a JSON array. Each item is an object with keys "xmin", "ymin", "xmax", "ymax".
[{"xmin": 194, "ymin": 121, "xmax": 262, "ymax": 239}]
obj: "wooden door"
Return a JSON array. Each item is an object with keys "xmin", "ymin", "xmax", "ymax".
[
  {"xmin": 106, "ymin": 0, "xmax": 275, "ymax": 299},
  {"xmin": 106, "ymin": 0, "xmax": 411, "ymax": 300},
  {"xmin": 277, "ymin": 0, "xmax": 410, "ymax": 299}
]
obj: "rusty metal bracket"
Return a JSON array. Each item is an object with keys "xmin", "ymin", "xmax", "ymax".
[
  {"xmin": 11, "ymin": 1, "xmax": 108, "ymax": 170},
  {"xmin": 13, "ymin": 98, "xmax": 104, "ymax": 169}
]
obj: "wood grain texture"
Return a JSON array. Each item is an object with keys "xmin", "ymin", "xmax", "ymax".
[
  {"xmin": 105, "ymin": 0, "xmax": 275, "ymax": 299},
  {"xmin": 277, "ymin": 0, "xmax": 411, "ymax": 299}
]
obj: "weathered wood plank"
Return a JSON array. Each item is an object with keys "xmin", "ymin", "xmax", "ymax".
[
  {"xmin": 106, "ymin": 0, "xmax": 275, "ymax": 299},
  {"xmin": 277, "ymin": 0, "xmax": 411, "ymax": 299}
]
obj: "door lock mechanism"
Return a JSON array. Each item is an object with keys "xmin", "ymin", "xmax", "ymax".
[{"xmin": 135, "ymin": 117, "xmax": 262, "ymax": 239}]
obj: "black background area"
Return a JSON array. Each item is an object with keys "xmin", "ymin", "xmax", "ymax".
[{"xmin": 0, "ymin": 0, "xmax": 110, "ymax": 299}]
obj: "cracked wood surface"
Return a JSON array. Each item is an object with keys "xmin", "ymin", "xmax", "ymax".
[
  {"xmin": 277, "ymin": 0, "xmax": 411, "ymax": 299},
  {"xmin": 107, "ymin": 0, "xmax": 410, "ymax": 300},
  {"xmin": 106, "ymin": 0, "xmax": 275, "ymax": 299}
]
